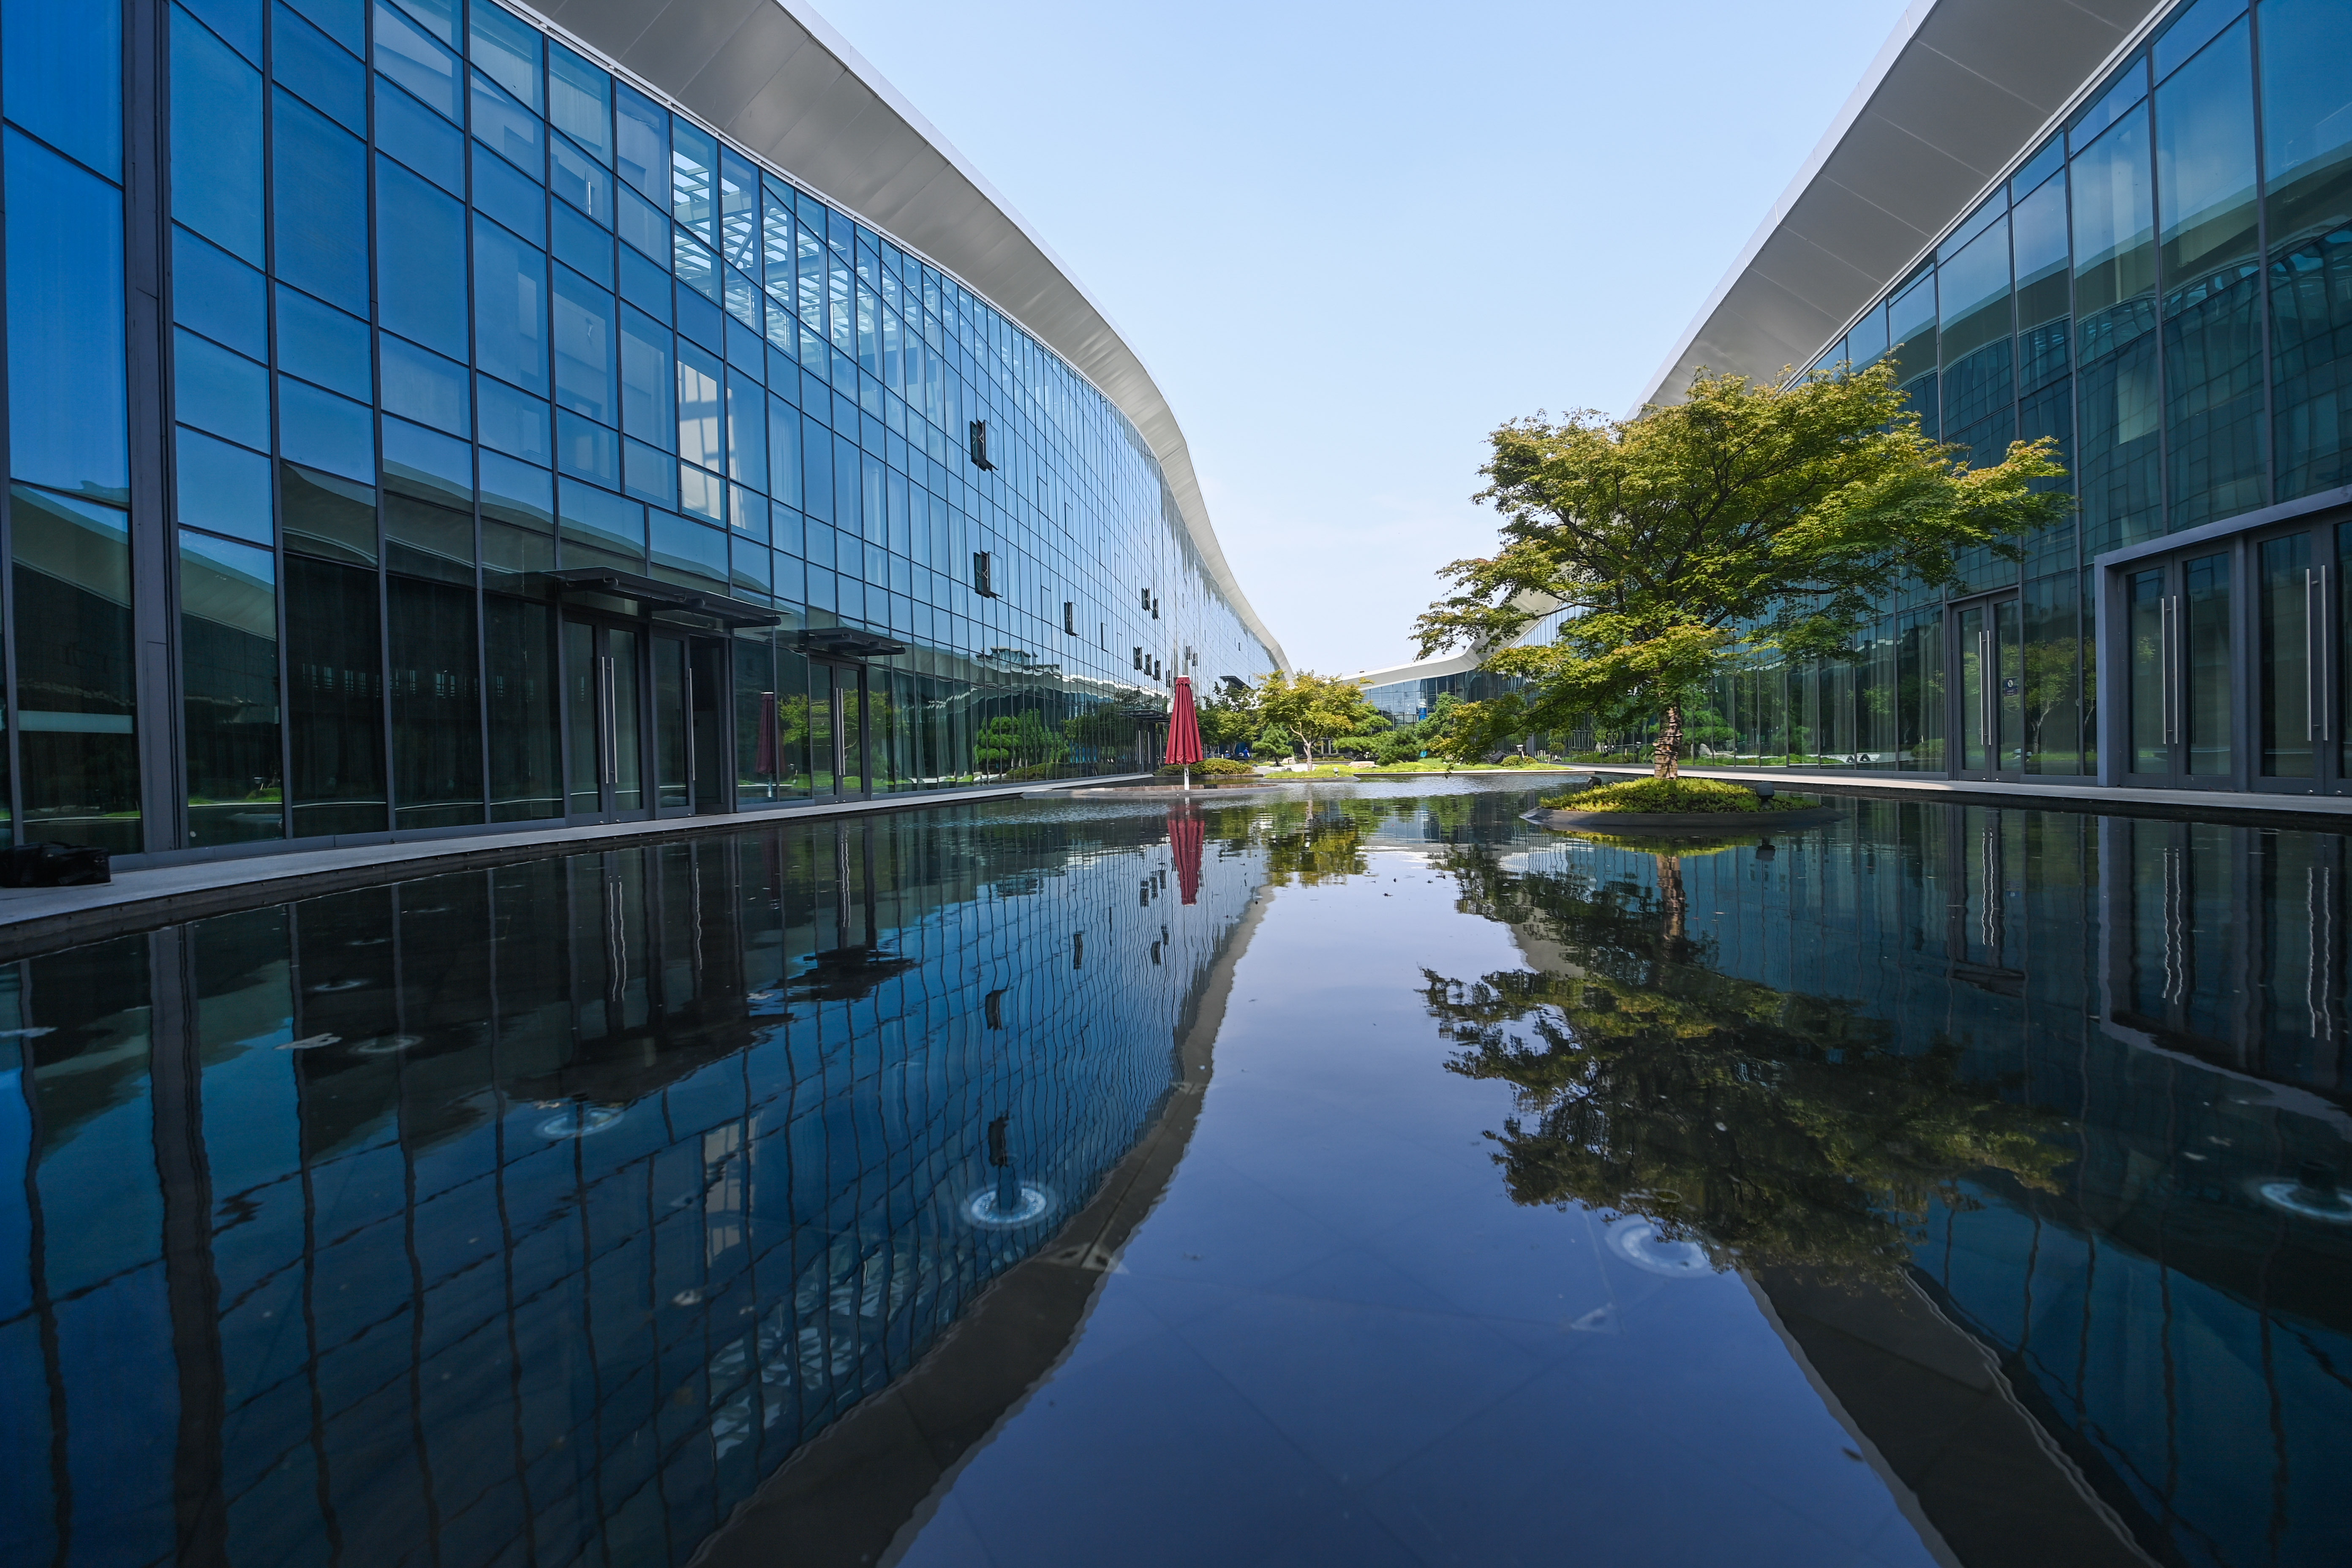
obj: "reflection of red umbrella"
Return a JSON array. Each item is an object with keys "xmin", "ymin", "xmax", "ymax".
[
  {"xmin": 1167, "ymin": 676, "xmax": 1203, "ymax": 790},
  {"xmin": 755, "ymin": 691, "xmax": 779, "ymax": 781},
  {"xmin": 1169, "ymin": 804, "xmax": 1204, "ymax": 904}
]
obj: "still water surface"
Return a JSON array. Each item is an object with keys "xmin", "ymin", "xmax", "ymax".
[{"xmin": 1, "ymin": 784, "xmax": 2347, "ymax": 1567}]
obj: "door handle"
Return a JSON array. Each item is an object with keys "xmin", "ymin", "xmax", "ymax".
[
  {"xmin": 600, "ymin": 655, "xmax": 618, "ymax": 784},
  {"xmin": 684, "ymin": 667, "xmax": 697, "ymax": 782},
  {"xmin": 2309, "ymin": 566, "xmax": 2331, "ymax": 744},
  {"xmin": 1980, "ymin": 628, "xmax": 1995, "ymax": 747},
  {"xmin": 2161, "ymin": 595, "xmax": 2180, "ymax": 748}
]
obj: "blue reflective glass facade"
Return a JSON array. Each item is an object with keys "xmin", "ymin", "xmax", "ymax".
[
  {"xmin": 0, "ymin": 0, "xmax": 1275, "ymax": 860},
  {"xmin": 1601, "ymin": 0, "xmax": 2352, "ymax": 795}
]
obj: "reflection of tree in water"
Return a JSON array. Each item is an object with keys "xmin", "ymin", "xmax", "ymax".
[
  {"xmin": 1421, "ymin": 845, "xmax": 2065, "ymax": 1279},
  {"xmin": 1194, "ymin": 794, "xmax": 1489, "ymax": 887}
]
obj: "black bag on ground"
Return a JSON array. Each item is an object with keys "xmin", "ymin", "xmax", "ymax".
[{"xmin": 0, "ymin": 842, "xmax": 112, "ymax": 887}]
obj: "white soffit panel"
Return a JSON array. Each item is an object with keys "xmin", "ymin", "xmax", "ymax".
[
  {"xmin": 528, "ymin": 0, "xmax": 1290, "ymax": 670},
  {"xmin": 1637, "ymin": 0, "xmax": 2169, "ymax": 411}
]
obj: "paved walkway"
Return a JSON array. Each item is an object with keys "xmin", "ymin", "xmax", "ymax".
[
  {"xmin": 0, "ymin": 775, "xmax": 1143, "ymax": 953},
  {"xmin": 1578, "ymin": 762, "xmax": 2352, "ymax": 819}
]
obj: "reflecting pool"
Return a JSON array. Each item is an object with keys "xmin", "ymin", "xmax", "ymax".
[{"xmin": 1, "ymin": 785, "xmax": 2348, "ymax": 1567}]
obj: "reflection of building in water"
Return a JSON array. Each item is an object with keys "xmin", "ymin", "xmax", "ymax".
[
  {"xmin": 0, "ymin": 807, "xmax": 1266, "ymax": 1567},
  {"xmin": 1491, "ymin": 802, "xmax": 2352, "ymax": 1568}
]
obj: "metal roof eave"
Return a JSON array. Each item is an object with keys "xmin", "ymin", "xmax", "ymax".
[
  {"xmin": 1633, "ymin": 0, "xmax": 2167, "ymax": 414},
  {"xmin": 527, "ymin": 0, "xmax": 1289, "ymax": 670}
]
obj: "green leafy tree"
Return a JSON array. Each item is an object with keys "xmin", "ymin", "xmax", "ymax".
[
  {"xmin": 1255, "ymin": 670, "xmax": 1382, "ymax": 762},
  {"xmin": 1415, "ymin": 365, "xmax": 2071, "ymax": 778},
  {"xmin": 1197, "ymin": 682, "xmax": 1260, "ymax": 752}
]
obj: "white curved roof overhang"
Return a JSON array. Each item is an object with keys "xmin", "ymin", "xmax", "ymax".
[
  {"xmin": 526, "ymin": 0, "xmax": 1288, "ymax": 669},
  {"xmin": 1638, "ymin": 0, "xmax": 2172, "ymax": 411}
]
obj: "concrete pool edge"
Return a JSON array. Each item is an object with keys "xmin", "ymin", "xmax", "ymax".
[
  {"xmin": 0, "ymin": 775, "xmax": 1149, "ymax": 958},
  {"xmin": 1579, "ymin": 766, "xmax": 2352, "ymax": 829}
]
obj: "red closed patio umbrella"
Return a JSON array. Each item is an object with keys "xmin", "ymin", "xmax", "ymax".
[{"xmin": 1166, "ymin": 675, "xmax": 1204, "ymax": 792}]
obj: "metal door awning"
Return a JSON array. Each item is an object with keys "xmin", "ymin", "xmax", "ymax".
[
  {"xmin": 548, "ymin": 568, "xmax": 779, "ymax": 627},
  {"xmin": 791, "ymin": 626, "xmax": 908, "ymax": 659}
]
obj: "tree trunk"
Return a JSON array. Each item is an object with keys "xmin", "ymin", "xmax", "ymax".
[{"xmin": 1652, "ymin": 702, "xmax": 1685, "ymax": 780}]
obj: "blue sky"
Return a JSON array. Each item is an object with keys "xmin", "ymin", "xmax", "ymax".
[{"xmin": 812, "ymin": 0, "xmax": 1915, "ymax": 675}]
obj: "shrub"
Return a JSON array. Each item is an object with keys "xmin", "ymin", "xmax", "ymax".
[
  {"xmin": 1157, "ymin": 757, "xmax": 1256, "ymax": 779},
  {"xmin": 1539, "ymin": 777, "xmax": 1809, "ymax": 814}
]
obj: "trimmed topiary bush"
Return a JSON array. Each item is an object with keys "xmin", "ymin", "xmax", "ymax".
[{"xmin": 1539, "ymin": 777, "xmax": 1808, "ymax": 814}]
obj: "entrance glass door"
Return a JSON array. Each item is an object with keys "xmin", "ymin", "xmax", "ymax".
[
  {"xmin": 1952, "ymin": 596, "xmax": 2023, "ymax": 778},
  {"xmin": 2126, "ymin": 550, "xmax": 2232, "ymax": 786},
  {"xmin": 651, "ymin": 634, "xmax": 733, "ymax": 817},
  {"xmin": 564, "ymin": 618, "xmax": 645, "ymax": 819},
  {"xmin": 2253, "ymin": 527, "xmax": 2348, "ymax": 792},
  {"xmin": 810, "ymin": 662, "xmax": 868, "ymax": 799},
  {"xmin": 652, "ymin": 634, "xmax": 691, "ymax": 816}
]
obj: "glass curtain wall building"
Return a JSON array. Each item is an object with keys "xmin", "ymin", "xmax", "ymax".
[
  {"xmin": 0, "ymin": 0, "xmax": 1280, "ymax": 862},
  {"xmin": 1622, "ymin": 0, "xmax": 2352, "ymax": 794}
]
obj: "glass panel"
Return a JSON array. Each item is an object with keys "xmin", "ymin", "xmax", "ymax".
[
  {"xmin": 286, "ymin": 553, "xmax": 386, "ymax": 836},
  {"xmin": 2129, "ymin": 567, "xmax": 2169, "ymax": 773},
  {"xmin": 171, "ymin": 7, "xmax": 264, "ymax": 263},
  {"xmin": 552, "ymin": 266, "xmax": 617, "ymax": 425},
  {"xmin": 376, "ymin": 158, "xmax": 468, "ymax": 357},
  {"xmin": 473, "ymin": 215, "xmax": 548, "ymax": 394},
  {"xmin": 373, "ymin": 0, "xmax": 460, "ymax": 119},
  {"xmin": 1995, "ymin": 599, "xmax": 2024, "ymax": 769},
  {"xmin": 2341, "ymin": 522, "xmax": 2352, "ymax": 779},
  {"xmin": 466, "ymin": 0, "xmax": 540, "ymax": 112},
  {"xmin": 654, "ymin": 635, "xmax": 688, "ymax": 808},
  {"xmin": 2185, "ymin": 552, "xmax": 2232, "ymax": 775},
  {"xmin": 2259, "ymin": 534, "xmax": 2315, "ymax": 776},
  {"xmin": 276, "ymin": 286, "xmax": 371, "ymax": 401},
  {"xmin": 2259, "ymin": 0, "xmax": 2352, "ymax": 248},
  {"xmin": 2158, "ymin": 19, "xmax": 2263, "ymax": 528},
  {"xmin": 547, "ymin": 41, "xmax": 610, "ymax": 163},
  {"xmin": 2262, "ymin": 0, "xmax": 2352, "ymax": 499},
  {"xmin": 1897, "ymin": 609, "xmax": 1943, "ymax": 770},
  {"xmin": 388, "ymin": 572, "xmax": 483, "ymax": 828},
  {"xmin": 838, "ymin": 668, "xmax": 866, "ymax": 792},
  {"xmin": 2013, "ymin": 172, "xmax": 2070, "ymax": 393},
  {"xmin": 1959, "ymin": 604, "xmax": 1990, "ymax": 770},
  {"xmin": 2022, "ymin": 574, "xmax": 2081, "ymax": 774},
  {"xmin": 671, "ymin": 117, "xmax": 716, "ymax": 244},
  {"xmin": 563, "ymin": 617, "xmax": 598, "ymax": 812},
  {"xmin": 608, "ymin": 625, "xmax": 641, "ymax": 811},
  {"xmin": 807, "ymin": 663, "xmax": 836, "ymax": 795},
  {"xmin": 676, "ymin": 340, "xmax": 722, "ymax": 471},
  {"xmin": 485, "ymin": 595, "xmax": 558, "ymax": 821},
  {"xmin": 5, "ymin": 131, "xmax": 128, "ymax": 501},
  {"xmin": 733, "ymin": 629, "xmax": 775, "ymax": 803},
  {"xmin": 271, "ymin": 90, "xmax": 368, "ymax": 313},
  {"xmin": 2073, "ymin": 105, "xmax": 2160, "ymax": 552},
  {"xmin": 12, "ymin": 488, "xmax": 138, "ymax": 850},
  {"xmin": 274, "ymin": 3, "xmax": 364, "ymax": 134},
  {"xmin": 176, "ymin": 427, "xmax": 274, "ymax": 544},
  {"xmin": 5, "ymin": 0, "xmax": 122, "ymax": 176},
  {"xmin": 181, "ymin": 529, "xmax": 282, "ymax": 846}
]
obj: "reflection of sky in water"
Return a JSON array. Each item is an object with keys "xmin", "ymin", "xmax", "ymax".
[{"xmin": 1, "ymin": 790, "xmax": 2347, "ymax": 1568}]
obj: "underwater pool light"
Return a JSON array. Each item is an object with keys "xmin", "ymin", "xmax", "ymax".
[
  {"xmin": 2254, "ymin": 1162, "xmax": 2352, "ymax": 1224},
  {"xmin": 536, "ymin": 1102, "xmax": 624, "ymax": 1139},
  {"xmin": 965, "ymin": 1183, "xmax": 1052, "ymax": 1228},
  {"xmin": 1608, "ymin": 1219, "xmax": 1713, "ymax": 1277}
]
